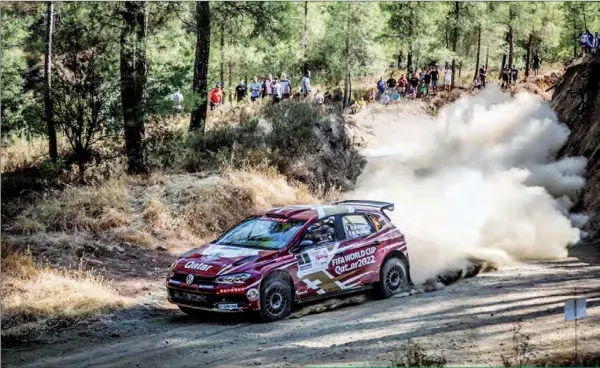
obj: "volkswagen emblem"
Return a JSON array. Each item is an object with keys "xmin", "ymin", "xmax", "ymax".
[{"xmin": 186, "ymin": 274, "xmax": 194, "ymax": 285}]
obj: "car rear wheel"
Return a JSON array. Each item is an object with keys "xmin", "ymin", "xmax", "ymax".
[
  {"xmin": 259, "ymin": 276, "xmax": 292, "ymax": 322},
  {"xmin": 374, "ymin": 256, "xmax": 409, "ymax": 299}
]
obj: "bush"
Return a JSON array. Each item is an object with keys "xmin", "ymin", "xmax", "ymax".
[
  {"xmin": 391, "ymin": 339, "xmax": 447, "ymax": 367},
  {"xmin": 186, "ymin": 100, "xmax": 366, "ymax": 192}
]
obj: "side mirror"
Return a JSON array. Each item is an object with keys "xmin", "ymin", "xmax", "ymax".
[{"xmin": 298, "ymin": 239, "xmax": 315, "ymax": 248}]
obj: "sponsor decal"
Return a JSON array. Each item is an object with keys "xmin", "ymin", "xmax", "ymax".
[
  {"xmin": 332, "ymin": 246, "xmax": 377, "ymax": 275},
  {"xmin": 184, "ymin": 261, "xmax": 213, "ymax": 271},
  {"xmin": 296, "ymin": 246, "xmax": 334, "ymax": 277},
  {"xmin": 186, "ymin": 274, "xmax": 194, "ymax": 284},
  {"xmin": 246, "ymin": 288, "xmax": 259, "ymax": 301},
  {"xmin": 198, "ymin": 284, "xmax": 214, "ymax": 290}
]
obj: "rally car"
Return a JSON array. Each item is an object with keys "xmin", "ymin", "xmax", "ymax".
[{"xmin": 166, "ymin": 200, "xmax": 411, "ymax": 322}]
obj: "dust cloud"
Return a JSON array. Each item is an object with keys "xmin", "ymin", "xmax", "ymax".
[{"xmin": 348, "ymin": 86, "xmax": 588, "ymax": 284}]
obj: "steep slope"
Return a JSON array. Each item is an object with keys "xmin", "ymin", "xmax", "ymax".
[{"xmin": 553, "ymin": 55, "xmax": 600, "ymax": 234}]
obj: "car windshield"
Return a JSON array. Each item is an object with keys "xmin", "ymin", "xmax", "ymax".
[{"xmin": 215, "ymin": 217, "xmax": 305, "ymax": 250}]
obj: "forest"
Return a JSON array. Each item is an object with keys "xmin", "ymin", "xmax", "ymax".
[{"xmin": 2, "ymin": 1, "xmax": 599, "ymax": 180}]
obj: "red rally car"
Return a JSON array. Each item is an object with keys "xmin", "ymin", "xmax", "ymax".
[{"xmin": 166, "ymin": 200, "xmax": 411, "ymax": 322}]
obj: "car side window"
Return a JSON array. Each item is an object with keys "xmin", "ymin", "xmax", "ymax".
[
  {"xmin": 367, "ymin": 214, "xmax": 383, "ymax": 232},
  {"xmin": 342, "ymin": 214, "xmax": 374, "ymax": 240},
  {"xmin": 300, "ymin": 216, "xmax": 338, "ymax": 247}
]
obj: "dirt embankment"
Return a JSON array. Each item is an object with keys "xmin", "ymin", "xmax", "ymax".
[{"xmin": 553, "ymin": 55, "xmax": 600, "ymax": 235}]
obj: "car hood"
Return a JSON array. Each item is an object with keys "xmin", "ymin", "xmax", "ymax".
[{"xmin": 174, "ymin": 244, "xmax": 278, "ymax": 277}]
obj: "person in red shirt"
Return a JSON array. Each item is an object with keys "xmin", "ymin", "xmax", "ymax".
[
  {"xmin": 209, "ymin": 83, "xmax": 224, "ymax": 110},
  {"xmin": 397, "ymin": 74, "xmax": 407, "ymax": 95}
]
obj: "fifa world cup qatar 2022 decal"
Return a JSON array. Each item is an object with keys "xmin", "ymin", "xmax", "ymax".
[
  {"xmin": 331, "ymin": 246, "xmax": 376, "ymax": 275},
  {"xmin": 296, "ymin": 245, "xmax": 377, "ymax": 277}
]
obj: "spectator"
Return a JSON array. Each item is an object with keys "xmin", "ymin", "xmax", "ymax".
[
  {"xmin": 418, "ymin": 79, "xmax": 427, "ymax": 98},
  {"xmin": 264, "ymin": 74, "xmax": 273, "ymax": 98},
  {"xmin": 235, "ymin": 80, "xmax": 247, "ymax": 102},
  {"xmin": 397, "ymin": 74, "xmax": 407, "ymax": 95},
  {"xmin": 386, "ymin": 73, "xmax": 397, "ymax": 94},
  {"xmin": 444, "ymin": 67, "xmax": 452, "ymax": 91},
  {"xmin": 368, "ymin": 88, "xmax": 376, "ymax": 104},
  {"xmin": 511, "ymin": 66, "xmax": 519, "ymax": 85},
  {"xmin": 209, "ymin": 83, "xmax": 223, "ymax": 110},
  {"xmin": 579, "ymin": 31, "xmax": 588, "ymax": 56},
  {"xmin": 532, "ymin": 53, "xmax": 541, "ymax": 76},
  {"xmin": 405, "ymin": 85, "xmax": 416, "ymax": 100},
  {"xmin": 377, "ymin": 76, "xmax": 386, "ymax": 95},
  {"xmin": 424, "ymin": 69, "xmax": 432, "ymax": 95},
  {"xmin": 301, "ymin": 70, "xmax": 312, "ymax": 97},
  {"xmin": 314, "ymin": 90, "xmax": 324, "ymax": 105},
  {"xmin": 271, "ymin": 77, "xmax": 282, "ymax": 103},
  {"xmin": 501, "ymin": 67, "xmax": 510, "ymax": 89},
  {"xmin": 249, "ymin": 76, "xmax": 262, "ymax": 102},
  {"xmin": 280, "ymin": 73, "xmax": 292, "ymax": 99},
  {"xmin": 171, "ymin": 88, "xmax": 184, "ymax": 113},
  {"xmin": 409, "ymin": 72, "xmax": 420, "ymax": 92},
  {"xmin": 471, "ymin": 77, "xmax": 482, "ymax": 92},
  {"xmin": 592, "ymin": 32, "xmax": 599, "ymax": 55},
  {"xmin": 478, "ymin": 65, "xmax": 487, "ymax": 88},
  {"xmin": 430, "ymin": 67, "xmax": 439, "ymax": 94}
]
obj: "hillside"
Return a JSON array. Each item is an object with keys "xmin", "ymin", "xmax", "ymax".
[{"xmin": 553, "ymin": 55, "xmax": 600, "ymax": 235}]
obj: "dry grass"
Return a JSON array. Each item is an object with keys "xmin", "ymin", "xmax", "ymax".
[
  {"xmin": 110, "ymin": 228, "xmax": 153, "ymax": 247},
  {"xmin": 9, "ymin": 179, "xmax": 131, "ymax": 233},
  {"xmin": 1, "ymin": 241, "xmax": 128, "ymax": 341}
]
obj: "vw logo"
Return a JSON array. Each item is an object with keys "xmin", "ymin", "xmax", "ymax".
[{"xmin": 186, "ymin": 274, "xmax": 194, "ymax": 285}]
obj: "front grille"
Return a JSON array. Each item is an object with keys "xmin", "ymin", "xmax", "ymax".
[{"xmin": 171, "ymin": 272, "xmax": 214, "ymax": 285}]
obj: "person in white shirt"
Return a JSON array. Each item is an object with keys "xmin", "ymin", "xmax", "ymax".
[
  {"xmin": 444, "ymin": 67, "xmax": 452, "ymax": 91},
  {"xmin": 280, "ymin": 74, "xmax": 292, "ymax": 99},
  {"xmin": 314, "ymin": 90, "xmax": 324, "ymax": 105},
  {"xmin": 301, "ymin": 71, "xmax": 312, "ymax": 97},
  {"xmin": 171, "ymin": 89, "xmax": 184, "ymax": 113},
  {"xmin": 271, "ymin": 77, "xmax": 282, "ymax": 103}
]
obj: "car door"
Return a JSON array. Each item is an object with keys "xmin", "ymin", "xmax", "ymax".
[
  {"xmin": 328, "ymin": 213, "xmax": 380, "ymax": 289},
  {"xmin": 291, "ymin": 216, "xmax": 344, "ymax": 299}
]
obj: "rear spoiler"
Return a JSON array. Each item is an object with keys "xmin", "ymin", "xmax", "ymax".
[{"xmin": 332, "ymin": 200, "xmax": 394, "ymax": 212}]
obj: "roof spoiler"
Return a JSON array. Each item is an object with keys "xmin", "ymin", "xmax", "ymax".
[{"xmin": 332, "ymin": 200, "xmax": 394, "ymax": 212}]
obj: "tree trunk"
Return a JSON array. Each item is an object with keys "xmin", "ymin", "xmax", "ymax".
[
  {"xmin": 189, "ymin": 2, "xmax": 210, "ymax": 133},
  {"xmin": 500, "ymin": 53, "xmax": 506, "ymax": 79},
  {"xmin": 120, "ymin": 1, "xmax": 148, "ymax": 174},
  {"xmin": 407, "ymin": 5, "xmax": 414, "ymax": 71},
  {"xmin": 451, "ymin": 1, "xmax": 459, "ymax": 87},
  {"xmin": 508, "ymin": 5, "xmax": 515, "ymax": 69},
  {"xmin": 485, "ymin": 41, "xmax": 489, "ymax": 69},
  {"xmin": 303, "ymin": 1, "xmax": 308, "ymax": 73},
  {"xmin": 508, "ymin": 25, "xmax": 514, "ymax": 69},
  {"xmin": 572, "ymin": 13, "xmax": 577, "ymax": 58},
  {"xmin": 44, "ymin": 1, "xmax": 58, "ymax": 162},
  {"xmin": 343, "ymin": 2, "xmax": 351, "ymax": 108},
  {"xmin": 525, "ymin": 33, "xmax": 533, "ymax": 77},
  {"xmin": 474, "ymin": 24, "xmax": 481, "ymax": 81},
  {"xmin": 458, "ymin": 61, "xmax": 462, "ymax": 78},
  {"xmin": 397, "ymin": 51, "xmax": 402, "ymax": 69},
  {"xmin": 219, "ymin": 21, "xmax": 224, "ymax": 85}
]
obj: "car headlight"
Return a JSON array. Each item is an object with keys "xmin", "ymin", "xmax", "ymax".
[{"xmin": 215, "ymin": 273, "xmax": 252, "ymax": 284}]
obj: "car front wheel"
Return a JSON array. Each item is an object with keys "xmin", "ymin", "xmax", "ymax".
[
  {"xmin": 259, "ymin": 276, "xmax": 292, "ymax": 322},
  {"xmin": 374, "ymin": 256, "xmax": 409, "ymax": 298}
]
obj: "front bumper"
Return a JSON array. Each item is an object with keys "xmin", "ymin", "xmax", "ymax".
[{"xmin": 166, "ymin": 278, "xmax": 260, "ymax": 312}]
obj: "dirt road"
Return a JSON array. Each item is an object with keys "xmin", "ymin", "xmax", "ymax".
[{"xmin": 3, "ymin": 244, "xmax": 598, "ymax": 368}]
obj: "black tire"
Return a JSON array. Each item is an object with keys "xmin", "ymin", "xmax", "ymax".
[
  {"xmin": 373, "ymin": 256, "xmax": 409, "ymax": 299},
  {"xmin": 259, "ymin": 276, "xmax": 292, "ymax": 322}
]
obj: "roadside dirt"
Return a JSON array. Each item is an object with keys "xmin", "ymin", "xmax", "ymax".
[{"xmin": 2, "ymin": 243, "xmax": 598, "ymax": 367}]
